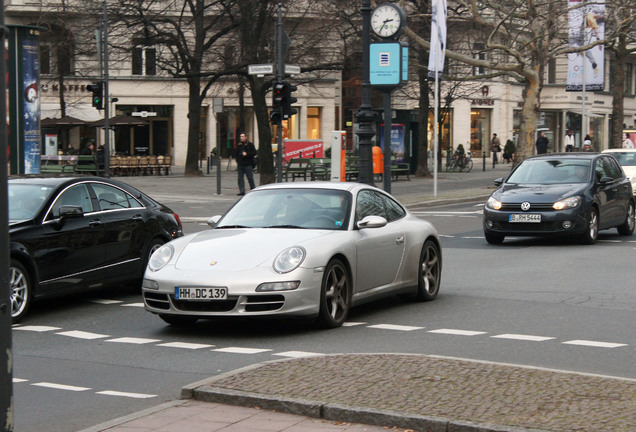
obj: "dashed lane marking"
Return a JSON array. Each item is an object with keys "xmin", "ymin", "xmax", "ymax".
[
  {"xmin": 367, "ymin": 324, "xmax": 424, "ymax": 332},
  {"xmin": 13, "ymin": 378, "xmax": 27, "ymax": 383},
  {"xmin": 491, "ymin": 334, "xmax": 555, "ymax": 342},
  {"xmin": 342, "ymin": 322, "xmax": 367, "ymax": 327},
  {"xmin": 428, "ymin": 329, "xmax": 487, "ymax": 336},
  {"xmin": 213, "ymin": 347, "xmax": 272, "ymax": 354},
  {"xmin": 97, "ymin": 390, "xmax": 157, "ymax": 399},
  {"xmin": 13, "ymin": 325, "xmax": 60, "ymax": 332},
  {"xmin": 57, "ymin": 330, "xmax": 109, "ymax": 340},
  {"xmin": 33, "ymin": 382, "xmax": 90, "ymax": 392},
  {"xmin": 122, "ymin": 303, "xmax": 145, "ymax": 307},
  {"xmin": 106, "ymin": 337, "xmax": 161, "ymax": 344},
  {"xmin": 89, "ymin": 299, "xmax": 124, "ymax": 305},
  {"xmin": 274, "ymin": 351, "xmax": 323, "ymax": 358},
  {"xmin": 157, "ymin": 342, "xmax": 214, "ymax": 349},
  {"xmin": 563, "ymin": 340, "xmax": 628, "ymax": 348}
]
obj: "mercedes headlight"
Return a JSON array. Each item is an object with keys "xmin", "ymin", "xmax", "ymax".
[
  {"xmin": 553, "ymin": 196, "xmax": 581, "ymax": 210},
  {"xmin": 486, "ymin": 196, "xmax": 502, "ymax": 210},
  {"xmin": 273, "ymin": 246, "xmax": 305, "ymax": 273},
  {"xmin": 148, "ymin": 244, "xmax": 174, "ymax": 271}
]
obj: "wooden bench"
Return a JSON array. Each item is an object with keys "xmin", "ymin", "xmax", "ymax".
[
  {"xmin": 308, "ymin": 158, "xmax": 330, "ymax": 180},
  {"xmin": 75, "ymin": 155, "xmax": 104, "ymax": 176},
  {"xmin": 283, "ymin": 158, "xmax": 311, "ymax": 181},
  {"xmin": 391, "ymin": 162, "xmax": 411, "ymax": 181},
  {"xmin": 41, "ymin": 163, "xmax": 76, "ymax": 174}
]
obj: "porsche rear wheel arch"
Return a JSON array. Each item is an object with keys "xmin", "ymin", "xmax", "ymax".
[{"xmin": 317, "ymin": 258, "xmax": 351, "ymax": 329}]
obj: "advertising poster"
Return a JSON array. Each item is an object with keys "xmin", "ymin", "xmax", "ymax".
[
  {"xmin": 282, "ymin": 139, "xmax": 324, "ymax": 163},
  {"xmin": 566, "ymin": 0, "xmax": 605, "ymax": 91},
  {"xmin": 379, "ymin": 123, "xmax": 405, "ymax": 162},
  {"xmin": 22, "ymin": 36, "xmax": 41, "ymax": 173}
]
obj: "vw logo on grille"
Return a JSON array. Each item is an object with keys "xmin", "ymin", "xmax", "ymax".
[{"xmin": 521, "ymin": 202, "xmax": 531, "ymax": 211}]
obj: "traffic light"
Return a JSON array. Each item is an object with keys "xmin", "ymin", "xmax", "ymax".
[
  {"xmin": 281, "ymin": 82, "xmax": 297, "ymax": 119},
  {"xmin": 270, "ymin": 110, "xmax": 282, "ymax": 125},
  {"xmin": 272, "ymin": 81, "xmax": 285, "ymax": 110},
  {"xmin": 87, "ymin": 82, "xmax": 103, "ymax": 109}
]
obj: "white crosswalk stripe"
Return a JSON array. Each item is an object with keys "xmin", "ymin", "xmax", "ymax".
[
  {"xmin": 274, "ymin": 351, "xmax": 323, "ymax": 358},
  {"xmin": 367, "ymin": 324, "xmax": 424, "ymax": 331},
  {"xmin": 97, "ymin": 390, "xmax": 157, "ymax": 399},
  {"xmin": 563, "ymin": 340, "xmax": 628, "ymax": 348},
  {"xmin": 157, "ymin": 342, "xmax": 214, "ymax": 349},
  {"xmin": 33, "ymin": 382, "xmax": 90, "ymax": 392},
  {"xmin": 107, "ymin": 337, "xmax": 161, "ymax": 344},
  {"xmin": 57, "ymin": 330, "xmax": 109, "ymax": 340},
  {"xmin": 213, "ymin": 347, "xmax": 272, "ymax": 354},
  {"xmin": 491, "ymin": 334, "xmax": 555, "ymax": 342},
  {"xmin": 428, "ymin": 329, "xmax": 486, "ymax": 336}
]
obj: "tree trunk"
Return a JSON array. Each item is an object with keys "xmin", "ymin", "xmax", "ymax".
[
  {"xmin": 249, "ymin": 76, "xmax": 274, "ymax": 184},
  {"xmin": 516, "ymin": 75, "xmax": 541, "ymax": 164},
  {"xmin": 610, "ymin": 35, "xmax": 627, "ymax": 149},
  {"xmin": 185, "ymin": 77, "xmax": 203, "ymax": 176}
]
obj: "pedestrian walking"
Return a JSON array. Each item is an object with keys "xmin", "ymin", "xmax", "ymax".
[
  {"xmin": 582, "ymin": 134, "xmax": 594, "ymax": 152},
  {"xmin": 491, "ymin": 133, "xmax": 501, "ymax": 164},
  {"xmin": 564, "ymin": 130, "xmax": 575, "ymax": 152},
  {"xmin": 236, "ymin": 132, "xmax": 257, "ymax": 195},
  {"xmin": 535, "ymin": 131, "xmax": 549, "ymax": 154}
]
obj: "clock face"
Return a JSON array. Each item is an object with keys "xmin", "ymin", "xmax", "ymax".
[{"xmin": 371, "ymin": 3, "xmax": 404, "ymax": 38}]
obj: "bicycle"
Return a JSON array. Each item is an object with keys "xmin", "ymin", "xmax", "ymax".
[{"xmin": 445, "ymin": 151, "xmax": 473, "ymax": 172}]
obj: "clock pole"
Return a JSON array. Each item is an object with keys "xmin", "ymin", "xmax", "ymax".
[{"xmin": 355, "ymin": 0, "xmax": 376, "ymax": 186}]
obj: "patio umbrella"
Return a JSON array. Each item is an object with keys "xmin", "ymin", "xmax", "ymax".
[{"xmin": 41, "ymin": 116, "xmax": 87, "ymax": 127}]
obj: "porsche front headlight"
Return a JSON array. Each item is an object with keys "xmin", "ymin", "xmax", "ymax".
[
  {"xmin": 486, "ymin": 196, "xmax": 502, "ymax": 210},
  {"xmin": 148, "ymin": 244, "xmax": 174, "ymax": 271},
  {"xmin": 553, "ymin": 196, "xmax": 581, "ymax": 210},
  {"xmin": 273, "ymin": 246, "xmax": 305, "ymax": 273}
]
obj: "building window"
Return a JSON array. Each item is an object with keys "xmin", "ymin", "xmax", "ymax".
[
  {"xmin": 39, "ymin": 42, "xmax": 73, "ymax": 76},
  {"xmin": 132, "ymin": 46, "xmax": 157, "ymax": 76},
  {"xmin": 547, "ymin": 58, "xmax": 556, "ymax": 84},
  {"xmin": 40, "ymin": 46, "xmax": 51, "ymax": 75},
  {"xmin": 307, "ymin": 107, "xmax": 321, "ymax": 139},
  {"xmin": 473, "ymin": 43, "xmax": 485, "ymax": 76}
]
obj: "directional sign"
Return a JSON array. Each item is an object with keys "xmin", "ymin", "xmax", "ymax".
[
  {"xmin": 248, "ymin": 64, "xmax": 274, "ymax": 75},
  {"xmin": 285, "ymin": 65, "xmax": 301, "ymax": 75}
]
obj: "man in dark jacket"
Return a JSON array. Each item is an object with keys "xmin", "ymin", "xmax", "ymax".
[
  {"xmin": 535, "ymin": 131, "xmax": 549, "ymax": 154},
  {"xmin": 236, "ymin": 132, "xmax": 257, "ymax": 195}
]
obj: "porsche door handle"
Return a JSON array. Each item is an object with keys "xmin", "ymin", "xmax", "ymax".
[{"xmin": 395, "ymin": 235, "xmax": 404, "ymax": 244}]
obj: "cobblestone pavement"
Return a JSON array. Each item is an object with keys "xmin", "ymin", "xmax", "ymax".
[{"xmin": 81, "ymin": 161, "xmax": 636, "ymax": 432}]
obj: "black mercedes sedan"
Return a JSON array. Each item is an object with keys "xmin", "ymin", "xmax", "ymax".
[
  {"xmin": 9, "ymin": 176, "xmax": 183, "ymax": 322},
  {"xmin": 483, "ymin": 153, "xmax": 635, "ymax": 244}
]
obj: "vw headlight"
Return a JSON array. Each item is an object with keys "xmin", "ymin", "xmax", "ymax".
[
  {"xmin": 486, "ymin": 196, "xmax": 502, "ymax": 210},
  {"xmin": 273, "ymin": 246, "xmax": 305, "ymax": 273},
  {"xmin": 553, "ymin": 196, "xmax": 581, "ymax": 210},
  {"xmin": 148, "ymin": 244, "xmax": 174, "ymax": 271}
]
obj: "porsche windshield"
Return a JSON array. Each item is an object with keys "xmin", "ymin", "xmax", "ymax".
[
  {"xmin": 9, "ymin": 183, "xmax": 55, "ymax": 222},
  {"xmin": 217, "ymin": 188, "xmax": 352, "ymax": 230},
  {"xmin": 507, "ymin": 159, "xmax": 592, "ymax": 185}
]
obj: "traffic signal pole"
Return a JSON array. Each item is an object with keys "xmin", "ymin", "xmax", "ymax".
[
  {"xmin": 102, "ymin": 0, "xmax": 110, "ymax": 177},
  {"xmin": 275, "ymin": 4, "xmax": 285, "ymax": 183}
]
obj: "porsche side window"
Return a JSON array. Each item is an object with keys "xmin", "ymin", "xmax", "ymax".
[
  {"xmin": 384, "ymin": 195, "xmax": 406, "ymax": 222},
  {"xmin": 356, "ymin": 190, "xmax": 385, "ymax": 221},
  {"xmin": 50, "ymin": 184, "xmax": 94, "ymax": 218}
]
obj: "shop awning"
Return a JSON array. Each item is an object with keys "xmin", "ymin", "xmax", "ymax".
[
  {"xmin": 41, "ymin": 116, "xmax": 87, "ymax": 127},
  {"xmin": 91, "ymin": 115, "xmax": 149, "ymax": 127}
]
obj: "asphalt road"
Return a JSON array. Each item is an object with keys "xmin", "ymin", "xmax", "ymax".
[{"xmin": 12, "ymin": 199, "xmax": 636, "ymax": 432}]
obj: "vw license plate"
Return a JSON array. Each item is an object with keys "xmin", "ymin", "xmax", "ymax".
[
  {"xmin": 174, "ymin": 287, "xmax": 228, "ymax": 300},
  {"xmin": 509, "ymin": 214, "xmax": 541, "ymax": 223}
]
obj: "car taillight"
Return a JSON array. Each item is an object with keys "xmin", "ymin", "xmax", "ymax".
[{"xmin": 172, "ymin": 213, "xmax": 183, "ymax": 237}]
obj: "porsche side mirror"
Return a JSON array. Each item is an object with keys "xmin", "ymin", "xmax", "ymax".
[
  {"xmin": 207, "ymin": 215, "xmax": 222, "ymax": 227},
  {"xmin": 357, "ymin": 215, "xmax": 387, "ymax": 229}
]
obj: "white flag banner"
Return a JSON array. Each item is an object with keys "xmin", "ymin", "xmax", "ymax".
[
  {"xmin": 567, "ymin": 0, "xmax": 605, "ymax": 91},
  {"xmin": 427, "ymin": 0, "xmax": 447, "ymax": 80}
]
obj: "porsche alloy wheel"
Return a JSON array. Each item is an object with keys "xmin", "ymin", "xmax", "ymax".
[
  {"xmin": 317, "ymin": 259, "xmax": 351, "ymax": 329},
  {"xmin": 415, "ymin": 240, "xmax": 441, "ymax": 301},
  {"xmin": 10, "ymin": 259, "xmax": 32, "ymax": 323}
]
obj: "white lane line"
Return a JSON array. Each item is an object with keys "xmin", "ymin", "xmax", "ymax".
[
  {"xmin": 89, "ymin": 299, "xmax": 123, "ymax": 305},
  {"xmin": 367, "ymin": 324, "xmax": 424, "ymax": 332},
  {"xmin": 598, "ymin": 240, "xmax": 622, "ymax": 243},
  {"xmin": 122, "ymin": 303, "xmax": 145, "ymax": 308},
  {"xmin": 13, "ymin": 325, "xmax": 61, "ymax": 332},
  {"xmin": 274, "ymin": 351, "xmax": 323, "ymax": 358},
  {"xmin": 33, "ymin": 382, "xmax": 90, "ymax": 392},
  {"xmin": 492, "ymin": 334, "xmax": 555, "ymax": 342},
  {"xmin": 106, "ymin": 337, "xmax": 161, "ymax": 344},
  {"xmin": 213, "ymin": 347, "xmax": 272, "ymax": 354},
  {"xmin": 157, "ymin": 342, "xmax": 214, "ymax": 350},
  {"xmin": 57, "ymin": 330, "xmax": 109, "ymax": 340},
  {"xmin": 428, "ymin": 329, "xmax": 486, "ymax": 336},
  {"xmin": 97, "ymin": 390, "xmax": 157, "ymax": 399},
  {"xmin": 563, "ymin": 340, "xmax": 628, "ymax": 348},
  {"xmin": 342, "ymin": 322, "xmax": 366, "ymax": 327},
  {"xmin": 13, "ymin": 378, "xmax": 27, "ymax": 383},
  {"xmin": 461, "ymin": 236, "xmax": 485, "ymax": 239},
  {"xmin": 438, "ymin": 234, "xmax": 455, "ymax": 238}
]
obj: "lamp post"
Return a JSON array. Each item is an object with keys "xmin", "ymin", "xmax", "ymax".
[{"xmin": 355, "ymin": 0, "xmax": 376, "ymax": 186}]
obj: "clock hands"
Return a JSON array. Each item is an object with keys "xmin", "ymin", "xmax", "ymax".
[{"xmin": 379, "ymin": 18, "xmax": 394, "ymax": 34}]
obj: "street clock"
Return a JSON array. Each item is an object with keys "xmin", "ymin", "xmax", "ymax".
[{"xmin": 371, "ymin": 2, "xmax": 406, "ymax": 39}]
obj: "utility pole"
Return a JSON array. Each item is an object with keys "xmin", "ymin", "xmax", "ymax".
[
  {"xmin": 0, "ymin": 0, "xmax": 14, "ymax": 428},
  {"xmin": 102, "ymin": 0, "xmax": 110, "ymax": 177},
  {"xmin": 355, "ymin": 0, "xmax": 376, "ymax": 186}
]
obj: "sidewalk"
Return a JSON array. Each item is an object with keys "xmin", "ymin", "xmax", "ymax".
[{"xmin": 81, "ymin": 160, "xmax": 635, "ymax": 432}]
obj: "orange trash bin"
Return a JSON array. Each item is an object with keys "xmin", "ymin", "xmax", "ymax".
[{"xmin": 372, "ymin": 146, "xmax": 384, "ymax": 174}]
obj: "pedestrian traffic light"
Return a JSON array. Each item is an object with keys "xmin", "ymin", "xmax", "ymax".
[
  {"xmin": 87, "ymin": 82, "xmax": 103, "ymax": 109},
  {"xmin": 270, "ymin": 110, "xmax": 282, "ymax": 125}
]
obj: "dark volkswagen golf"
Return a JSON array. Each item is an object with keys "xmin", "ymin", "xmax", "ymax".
[
  {"xmin": 9, "ymin": 176, "xmax": 183, "ymax": 322},
  {"xmin": 483, "ymin": 153, "xmax": 635, "ymax": 244}
]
